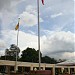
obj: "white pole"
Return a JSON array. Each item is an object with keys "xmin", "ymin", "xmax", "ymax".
[
  {"xmin": 15, "ymin": 18, "xmax": 20, "ymax": 72},
  {"xmin": 37, "ymin": 0, "xmax": 41, "ymax": 70}
]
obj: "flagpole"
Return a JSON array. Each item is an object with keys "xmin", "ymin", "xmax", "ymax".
[
  {"xmin": 17, "ymin": 18, "xmax": 20, "ymax": 46},
  {"xmin": 15, "ymin": 18, "xmax": 20, "ymax": 72},
  {"xmin": 37, "ymin": 0, "xmax": 41, "ymax": 70}
]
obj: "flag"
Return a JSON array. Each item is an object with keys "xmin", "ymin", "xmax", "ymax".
[
  {"xmin": 41, "ymin": 0, "xmax": 44, "ymax": 5},
  {"xmin": 15, "ymin": 22, "xmax": 19, "ymax": 30}
]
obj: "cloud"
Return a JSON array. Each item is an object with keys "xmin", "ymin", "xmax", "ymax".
[
  {"xmin": 0, "ymin": 0, "xmax": 23, "ymax": 30},
  {"xmin": 43, "ymin": 0, "xmax": 74, "ymax": 32},
  {"xmin": 0, "ymin": 39, "xmax": 6, "ymax": 49},
  {"xmin": 0, "ymin": 50, "xmax": 5, "ymax": 56},
  {"xmin": 0, "ymin": 0, "xmax": 25, "ymax": 11},
  {"xmin": 0, "ymin": 30, "xmax": 38, "ymax": 51},
  {"xmin": 18, "ymin": 31, "xmax": 38, "ymax": 50},
  {"xmin": 28, "ymin": 30, "xmax": 36, "ymax": 35},
  {"xmin": 0, "ymin": 0, "xmax": 11, "ymax": 11},
  {"xmin": 0, "ymin": 30, "xmax": 75, "ymax": 60},
  {"xmin": 25, "ymin": 5, "xmax": 37, "ymax": 15},
  {"xmin": 0, "ymin": 0, "xmax": 28, "ymax": 30},
  {"xmin": 19, "ymin": 5, "xmax": 43, "ymax": 26},
  {"xmin": 0, "ymin": 0, "xmax": 74, "ymax": 60},
  {"xmin": 51, "ymin": 13, "xmax": 63, "ymax": 18},
  {"xmin": 41, "ymin": 31, "xmax": 75, "ymax": 59},
  {"xmin": 62, "ymin": 52, "xmax": 75, "ymax": 59}
]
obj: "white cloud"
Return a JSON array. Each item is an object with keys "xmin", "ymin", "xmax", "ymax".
[
  {"xmin": 0, "ymin": 39, "xmax": 6, "ymax": 48},
  {"xmin": 0, "ymin": 30, "xmax": 38, "ymax": 51},
  {"xmin": 1, "ymin": 10, "xmax": 18, "ymax": 30},
  {"xmin": 0, "ymin": 30, "xmax": 75, "ymax": 60},
  {"xmin": 19, "ymin": 5, "xmax": 43, "ymax": 26},
  {"xmin": 18, "ymin": 31, "xmax": 38, "ymax": 50},
  {"xmin": 41, "ymin": 31, "xmax": 75, "ymax": 59},
  {"xmin": 19, "ymin": 11, "xmax": 38, "ymax": 26},
  {"xmin": 28, "ymin": 30, "xmax": 36, "ymax": 35},
  {"xmin": 0, "ymin": 50, "xmax": 5, "ymax": 56},
  {"xmin": 51, "ymin": 13, "xmax": 63, "ymax": 18},
  {"xmin": 25, "ymin": 5, "xmax": 37, "ymax": 15},
  {"xmin": 0, "ymin": 0, "xmax": 25, "ymax": 11},
  {"xmin": 0, "ymin": 0, "xmax": 74, "ymax": 60},
  {"xmin": 44, "ymin": 0, "xmax": 74, "ymax": 32},
  {"xmin": 62, "ymin": 52, "xmax": 75, "ymax": 59},
  {"xmin": 0, "ymin": 0, "xmax": 21, "ymax": 30}
]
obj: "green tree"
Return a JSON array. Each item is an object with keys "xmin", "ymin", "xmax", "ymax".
[
  {"xmin": 42, "ymin": 56, "xmax": 57, "ymax": 64},
  {"xmin": 19, "ymin": 47, "xmax": 42, "ymax": 63},
  {"xmin": 1, "ymin": 44, "xmax": 20, "ymax": 61},
  {"xmin": 0, "ymin": 56, "xmax": 14, "ymax": 60},
  {"xmin": 9, "ymin": 44, "xmax": 20, "ymax": 58}
]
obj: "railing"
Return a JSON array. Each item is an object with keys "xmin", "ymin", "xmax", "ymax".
[{"xmin": 30, "ymin": 70, "xmax": 52, "ymax": 75}]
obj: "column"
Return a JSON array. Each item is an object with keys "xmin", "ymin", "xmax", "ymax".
[
  {"xmin": 74, "ymin": 67, "xmax": 75, "ymax": 73},
  {"xmin": 53, "ymin": 66, "xmax": 55, "ymax": 75},
  {"xmin": 5, "ymin": 66, "xmax": 8, "ymax": 73},
  {"xmin": 68, "ymin": 67, "xmax": 70, "ymax": 74},
  {"xmin": 61, "ymin": 67, "xmax": 64, "ymax": 73},
  {"xmin": 8, "ymin": 66, "xmax": 10, "ymax": 75},
  {"xmin": 43, "ymin": 66, "xmax": 45, "ymax": 70},
  {"xmin": 22, "ymin": 67, "xmax": 24, "ymax": 73},
  {"xmin": 30, "ymin": 64, "xmax": 33, "ymax": 70}
]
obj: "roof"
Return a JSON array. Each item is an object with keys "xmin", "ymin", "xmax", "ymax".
[
  {"xmin": 0, "ymin": 60, "xmax": 55, "ymax": 67},
  {"xmin": 56, "ymin": 59, "xmax": 75, "ymax": 66}
]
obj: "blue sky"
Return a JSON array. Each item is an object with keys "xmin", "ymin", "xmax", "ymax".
[{"xmin": 0, "ymin": 0, "xmax": 75, "ymax": 60}]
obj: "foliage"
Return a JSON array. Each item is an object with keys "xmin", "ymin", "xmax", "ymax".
[
  {"xmin": 19, "ymin": 47, "xmax": 57, "ymax": 64},
  {"xmin": 57, "ymin": 59, "xmax": 66, "ymax": 63},
  {"xmin": 42, "ymin": 56, "xmax": 57, "ymax": 64},
  {"xmin": 0, "ymin": 44, "xmax": 20, "ymax": 61},
  {"xmin": 8, "ymin": 44, "xmax": 20, "ymax": 57},
  {"xmin": 0, "ymin": 56, "xmax": 15, "ymax": 61},
  {"xmin": 0, "ymin": 46, "xmax": 57, "ymax": 64},
  {"xmin": 19, "ymin": 47, "xmax": 42, "ymax": 62}
]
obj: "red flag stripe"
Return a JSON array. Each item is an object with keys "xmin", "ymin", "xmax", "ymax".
[{"xmin": 41, "ymin": 0, "xmax": 44, "ymax": 5}]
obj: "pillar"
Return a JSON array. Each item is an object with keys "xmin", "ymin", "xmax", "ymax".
[
  {"xmin": 74, "ymin": 67, "xmax": 75, "ymax": 72},
  {"xmin": 68, "ymin": 67, "xmax": 70, "ymax": 74},
  {"xmin": 14, "ymin": 66, "xmax": 18, "ymax": 73},
  {"xmin": 42, "ymin": 66, "xmax": 45, "ymax": 70},
  {"xmin": 30, "ymin": 64, "xmax": 33, "ymax": 70},
  {"xmin": 53, "ymin": 66, "xmax": 55, "ymax": 75},
  {"xmin": 5, "ymin": 66, "xmax": 8, "ymax": 73},
  {"xmin": 22, "ymin": 67, "xmax": 24, "ymax": 73},
  {"xmin": 61, "ymin": 67, "xmax": 64, "ymax": 73},
  {"xmin": 7, "ymin": 66, "xmax": 10, "ymax": 75}
]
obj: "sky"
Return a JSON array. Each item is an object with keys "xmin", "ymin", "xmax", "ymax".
[{"xmin": 0, "ymin": 0, "xmax": 75, "ymax": 60}]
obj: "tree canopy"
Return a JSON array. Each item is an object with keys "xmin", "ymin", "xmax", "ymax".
[
  {"xmin": 19, "ymin": 47, "xmax": 42, "ymax": 63},
  {"xmin": 0, "ymin": 46, "xmax": 57, "ymax": 64},
  {"xmin": 0, "ymin": 44, "xmax": 20, "ymax": 61},
  {"xmin": 41, "ymin": 56, "xmax": 57, "ymax": 64},
  {"xmin": 19, "ymin": 47, "xmax": 57, "ymax": 64}
]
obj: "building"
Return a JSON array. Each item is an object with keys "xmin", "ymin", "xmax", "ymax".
[
  {"xmin": 56, "ymin": 59, "xmax": 75, "ymax": 74},
  {"xmin": 0, "ymin": 59, "xmax": 75, "ymax": 75},
  {"xmin": 0, "ymin": 60, "xmax": 55, "ymax": 75}
]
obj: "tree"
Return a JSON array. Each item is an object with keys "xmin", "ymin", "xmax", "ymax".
[
  {"xmin": 19, "ymin": 47, "xmax": 42, "ymax": 63},
  {"xmin": 4, "ymin": 44, "xmax": 20, "ymax": 61},
  {"xmin": 1, "ymin": 46, "xmax": 58, "ymax": 64},
  {"xmin": 19, "ymin": 47, "xmax": 57, "ymax": 64},
  {"xmin": 0, "ymin": 56, "xmax": 14, "ymax": 60},
  {"xmin": 57, "ymin": 59, "xmax": 66, "ymax": 63},
  {"xmin": 41, "ymin": 56, "xmax": 57, "ymax": 64},
  {"xmin": 9, "ymin": 44, "xmax": 20, "ymax": 57}
]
